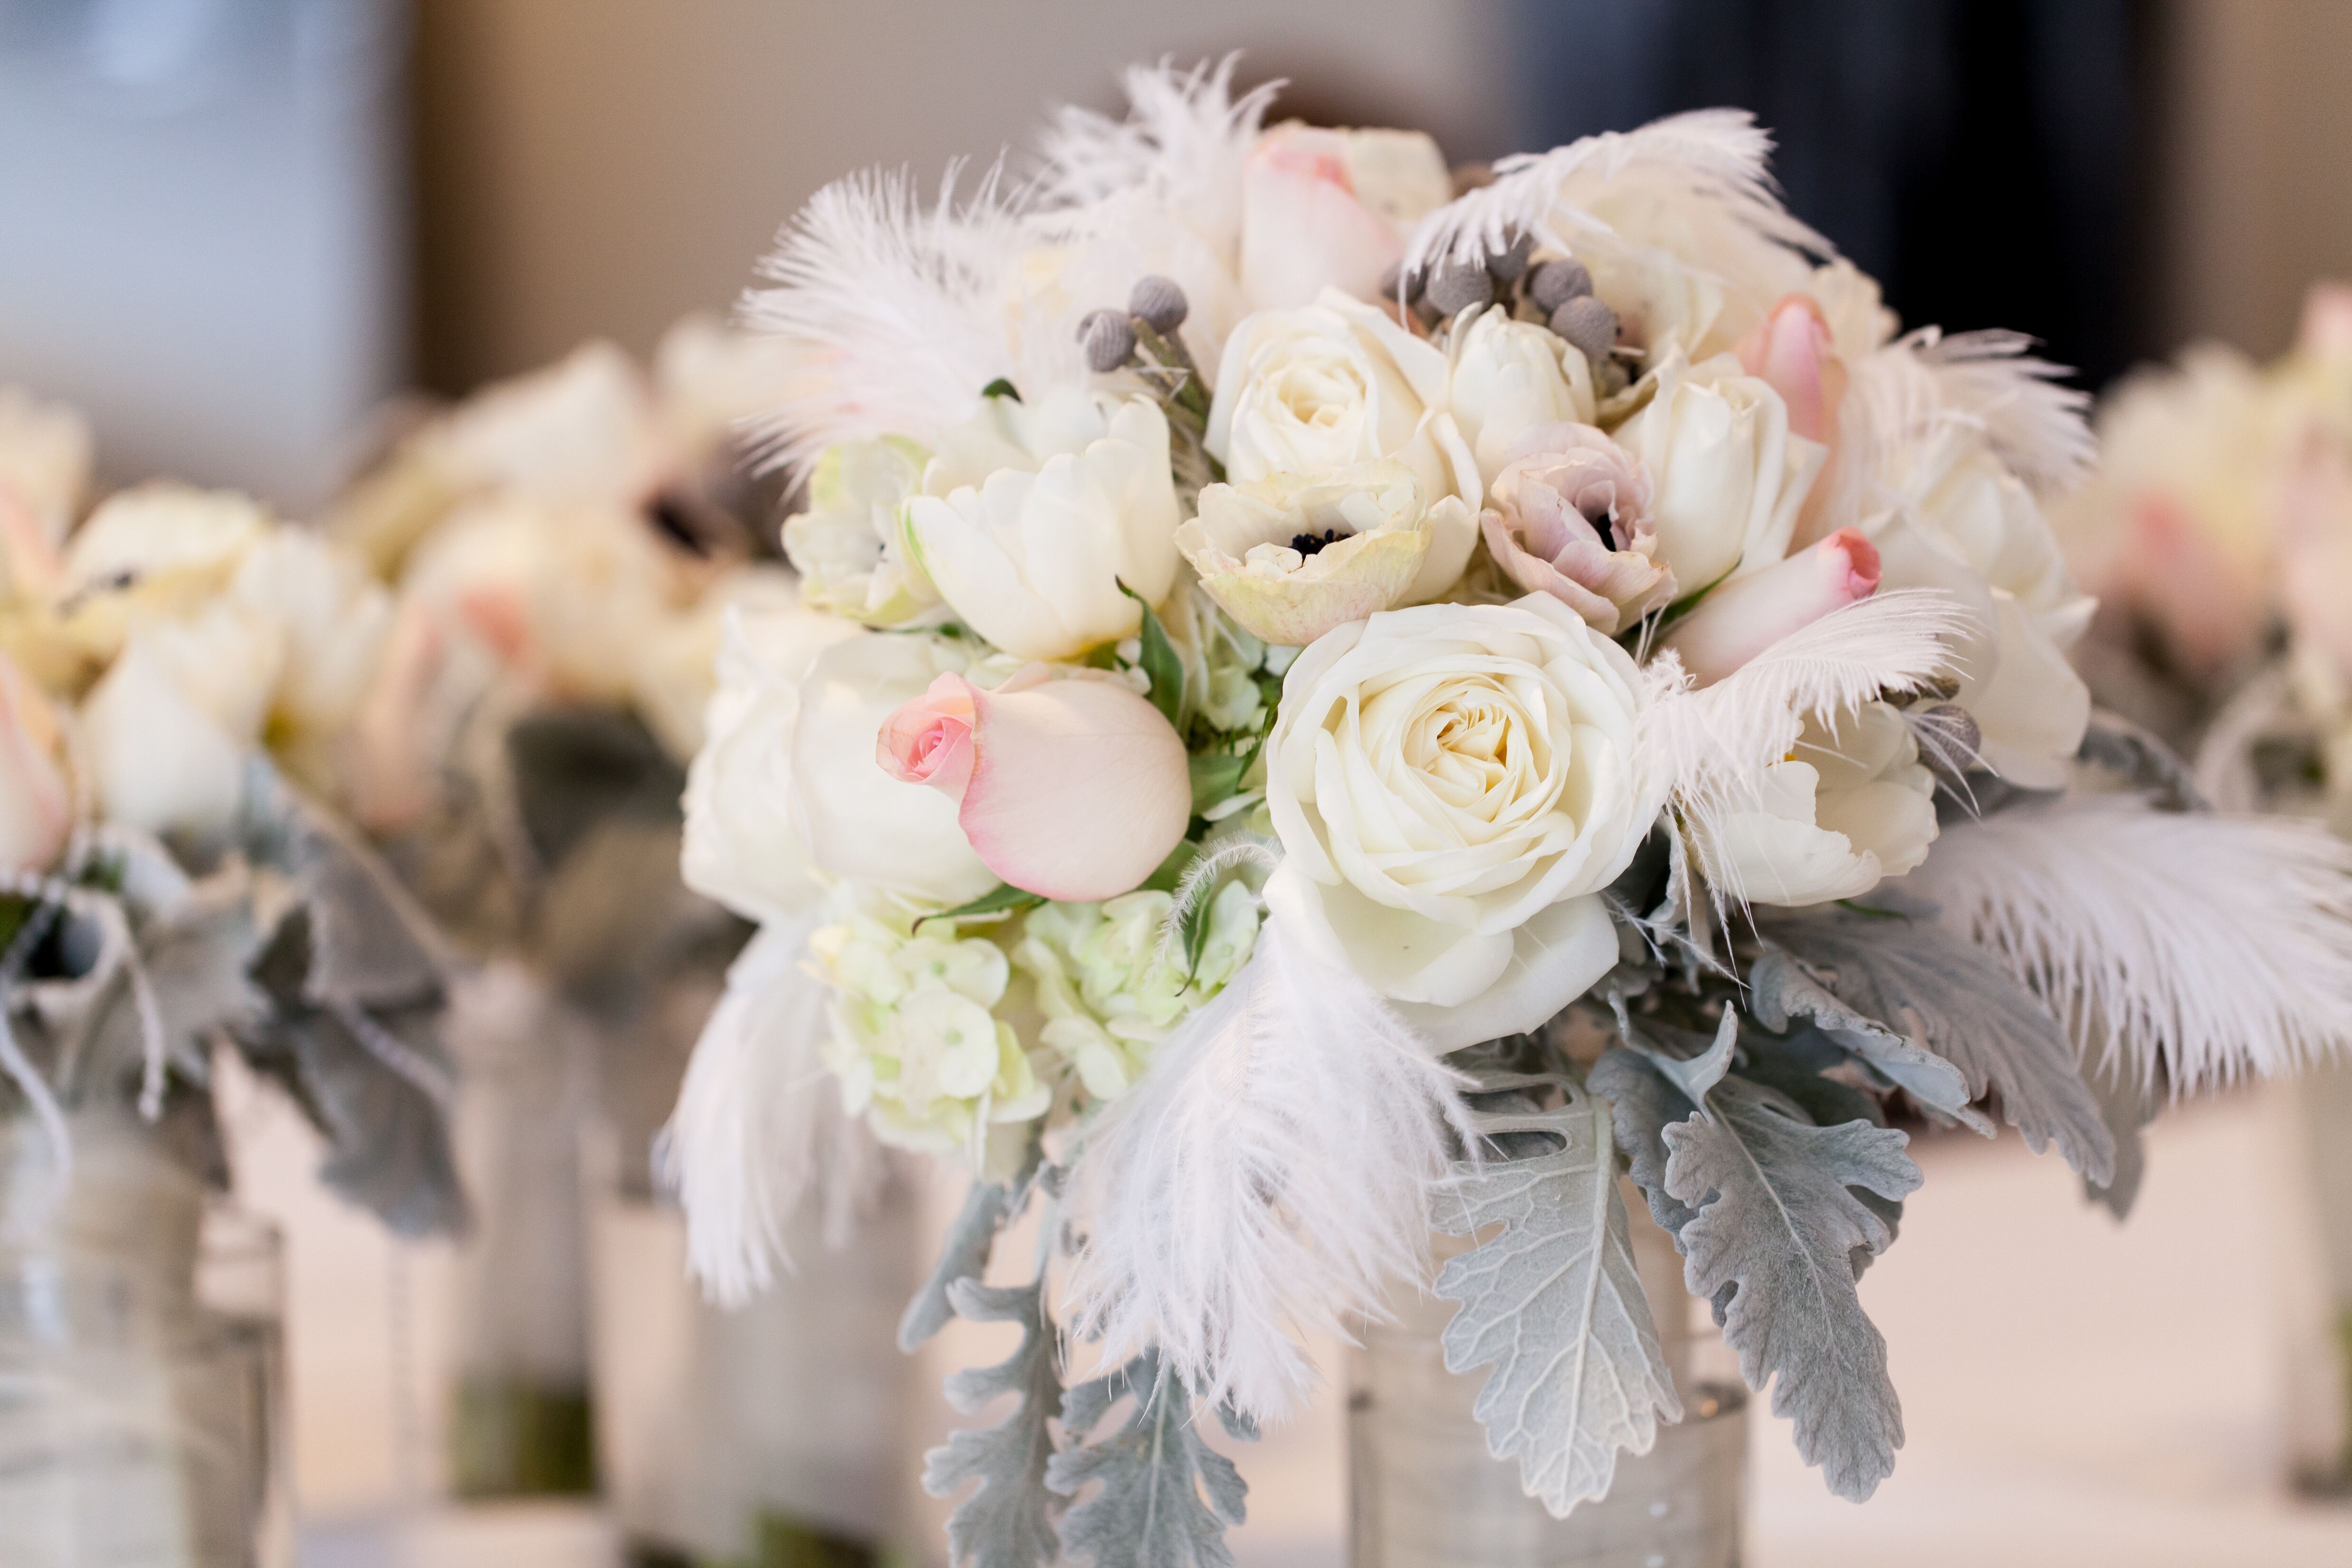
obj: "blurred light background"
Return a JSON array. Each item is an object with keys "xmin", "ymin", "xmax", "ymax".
[{"xmin": 11, "ymin": 0, "xmax": 2352, "ymax": 509}]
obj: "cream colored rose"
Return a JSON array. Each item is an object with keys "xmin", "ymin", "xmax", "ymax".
[
  {"xmin": 781, "ymin": 437, "xmax": 941, "ymax": 628},
  {"xmin": 1616, "ymin": 352, "xmax": 1826, "ymax": 594},
  {"xmin": 1264, "ymin": 594, "xmax": 1649, "ymax": 1049},
  {"xmin": 1688, "ymin": 700, "xmax": 1938, "ymax": 908},
  {"xmin": 1208, "ymin": 289, "xmax": 1481, "ymax": 600},
  {"xmin": 901, "ymin": 391, "xmax": 1180, "ymax": 661},
  {"xmin": 1445, "ymin": 305, "xmax": 1596, "ymax": 485},
  {"xmin": 1177, "ymin": 462, "xmax": 1462, "ymax": 646}
]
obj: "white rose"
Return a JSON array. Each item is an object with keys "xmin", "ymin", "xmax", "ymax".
[
  {"xmin": 792, "ymin": 632, "xmax": 1000, "ymax": 906},
  {"xmin": 139, "ymin": 602, "xmax": 286, "ymax": 744},
  {"xmin": 1208, "ymin": 290, "xmax": 1481, "ymax": 600},
  {"xmin": 1265, "ymin": 594, "xmax": 1649, "ymax": 1049},
  {"xmin": 630, "ymin": 566, "xmax": 800, "ymax": 764},
  {"xmin": 1870, "ymin": 424, "xmax": 2094, "ymax": 788},
  {"xmin": 420, "ymin": 341, "xmax": 665, "ymax": 508},
  {"xmin": 780, "ymin": 438, "xmax": 941, "ymax": 628},
  {"xmin": 229, "ymin": 529, "xmax": 395, "ymax": 743},
  {"xmin": 1445, "ymin": 305, "xmax": 1596, "ymax": 485},
  {"xmin": 1237, "ymin": 122, "xmax": 1452, "ymax": 309},
  {"xmin": 1616, "ymin": 351, "xmax": 1826, "ymax": 593},
  {"xmin": 1689, "ymin": 700, "xmax": 1938, "ymax": 908},
  {"xmin": 679, "ymin": 595, "xmax": 864, "ymax": 922},
  {"xmin": 901, "ymin": 392, "xmax": 1180, "ymax": 661},
  {"xmin": 80, "ymin": 635, "xmax": 248, "ymax": 841}
]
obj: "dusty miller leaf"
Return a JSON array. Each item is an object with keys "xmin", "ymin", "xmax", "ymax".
[
  {"xmin": 902, "ymin": 1176, "xmax": 1021, "ymax": 1350},
  {"xmin": 2080, "ymin": 1053, "xmax": 2159, "ymax": 1220},
  {"xmin": 923, "ymin": 1275, "xmax": 1063, "ymax": 1568},
  {"xmin": 2077, "ymin": 711, "xmax": 2206, "ymax": 813},
  {"xmin": 1761, "ymin": 899, "xmax": 2115, "ymax": 1187},
  {"xmin": 1734, "ymin": 1027, "xmax": 1904, "ymax": 1276},
  {"xmin": 1585, "ymin": 1011, "xmax": 1733, "ymax": 1243},
  {"xmin": 1748, "ymin": 946, "xmax": 1987, "ymax": 1133},
  {"xmin": 1663, "ymin": 1057, "xmax": 1922, "ymax": 1501},
  {"xmin": 1046, "ymin": 1348, "xmax": 1250, "ymax": 1568},
  {"xmin": 1430, "ymin": 1077, "xmax": 1682, "ymax": 1517}
]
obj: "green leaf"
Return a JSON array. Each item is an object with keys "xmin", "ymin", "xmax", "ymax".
[
  {"xmin": 981, "ymin": 377, "xmax": 1022, "ymax": 402},
  {"xmin": 1187, "ymin": 753, "xmax": 1247, "ymax": 817},
  {"xmin": 1661, "ymin": 1045, "xmax": 1922, "ymax": 1501},
  {"xmin": 916, "ymin": 884, "xmax": 1047, "ymax": 930},
  {"xmin": 1760, "ymin": 898, "xmax": 2115, "ymax": 1187},
  {"xmin": 923, "ymin": 1275, "xmax": 1063, "ymax": 1568},
  {"xmin": 1045, "ymin": 1349, "xmax": 1250, "ymax": 1568},
  {"xmin": 1430, "ymin": 1076, "xmax": 1682, "ymax": 1516},
  {"xmin": 1117, "ymin": 580, "xmax": 1185, "ymax": 732}
]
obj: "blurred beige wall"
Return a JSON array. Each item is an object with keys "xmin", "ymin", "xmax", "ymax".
[
  {"xmin": 2159, "ymin": 0, "xmax": 2352, "ymax": 358},
  {"xmin": 410, "ymin": 0, "xmax": 1509, "ymax": 395}
]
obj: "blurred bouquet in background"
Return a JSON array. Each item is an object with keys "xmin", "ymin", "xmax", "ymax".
[
  {"xmin": 0, "ymin": 388, "xmax": 464, "ymax": 1565},
  {"xmin": 664, "ymin": 57, "xmax": 2352, "ymax": 1568}
]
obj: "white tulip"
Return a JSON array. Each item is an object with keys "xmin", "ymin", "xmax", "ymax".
[
  {"xmin": 1690, "ymin": 700, "xmax": 1939, "ymax": 908},
  {"xmin": 1616, "ymin": 351, "xmax": 1826, "ymax": 593},
  {"xmin": 901, "ymin": 392, "xmax": 1180, "ymax": 661},
  {"xmin": 1265, "ymin": 594, "xmax": 1649, "ymax": 1049}
]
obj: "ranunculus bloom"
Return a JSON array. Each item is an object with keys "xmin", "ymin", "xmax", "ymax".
[
  {"xmin": 1616, "ymin": 352, "xmax": 1826, "ymax": 593},
  {"xmin": 1237, "ymin": 122, "xmax": 1451, "ymax": 310},
  {"xmin": 877, "ymin": 666, "xmax": 1190, "ymax": 903},
  {"xmin": 0, "ymin": 653, "xmax": 69, "ymax": 872},
  {"xmin": 1446, "ymin": 305, "xmax": 1596, "ymax": 486},
  {"xmin": 679, "ymin": 596, "xmax": 864, "ymax": 922},
  {"xmin": 1659, "ymin": 527, "xmax": 1881, "ymax": 685},
  {"xmin": 902, "ymin": 392, "xmax": 1181, "ymax": 661},
  {"xmin": 793, "ymin": 633, "xmax": 1000, "ymax": 907},
  {"xmin": 1690, "ymin": 700, "xmax": 1938, "ymax": 907},
  {"xmin": 1176, "ymin": 462, "xmax": 1450, "ymax": 646},
  {"xmin": 1208, "ymin": 290, "xmax": 1481, "ymax": 601},
  {"xmin": 1264, "ymin": 594, "xmax": 1649, "ymax": 1049},
  {"xmin": 781, "ymin": 437, "xmax": 942, "ymax": 628},
  {"xmin": 1481, "ymin": 422, "xmax": 1674, "ymax": 635}
]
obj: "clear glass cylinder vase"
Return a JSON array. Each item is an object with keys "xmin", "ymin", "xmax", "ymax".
[
  {"xmin": 0, "ymin": 1113, "xmax": 292, "ymax": 1567},
  {"xmin": 2285, "ymin": 1061, "xmax": 2352, "ymax": 1497},
  {"xmin": 1350, "ymin": 1189, "xmax": 1747, "ymax": 1568}
]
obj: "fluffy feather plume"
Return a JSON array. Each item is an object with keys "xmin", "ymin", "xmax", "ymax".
[
  {"xmin": 1639, "ymin": 590, "xmax": 1972, "ymax": 863},
  {"xmin": 1904, "ymin": 796, "xmax": 2352, "ymax": 1089},
  {"xmin": 1402, "ymin": 109, "xmax": 1827, "ymax": 278},
  {"xmin": 738, "ymin": 163, "xmax": 1052, "ymax": 471},
  {"xmin": 1917, "ymin": 329, "xmax": 2094, "ymax": 498},
  {"xmin": 1063, "ymin": 900, "xmax": 1473, "ymax": 1425},
  {"xmin": 655, "ymin": 916, "xmax": 887, "ymax": 1306},
  {"xmin": 1031, "ymin": 56, "xmax": 1274, "ymax": 255}
]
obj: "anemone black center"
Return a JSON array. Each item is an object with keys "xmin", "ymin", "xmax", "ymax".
[{"xmin": 1290, "ymin": 527, "xmax": 1349, "ymax": 557}]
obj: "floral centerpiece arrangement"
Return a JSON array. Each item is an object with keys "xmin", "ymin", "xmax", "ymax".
[
  {"xmin": 667, "ymin": 61, "xmax": 2352, "ymax": 1563},
  {"xmin": 2054, "ymin": 284, "xmax": 2352, "ymax": 1494},
  {"xmin": 0, "ymin": 386, "xmax": 464, "ymax": 1558}
]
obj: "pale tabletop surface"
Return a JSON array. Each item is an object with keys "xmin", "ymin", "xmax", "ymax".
[{"xmin": 282, "ymin": 1087, "xmax": 2352, "ymax": 1568}]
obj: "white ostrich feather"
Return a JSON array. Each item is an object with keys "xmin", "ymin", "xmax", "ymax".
[
  {"xmin": 1032, "ymin": 56, "xmax": 1274, "ymax": 256},
  {"xmin": 1062, "ymin": 900, "xmax": 1473, "ymax": 1425},
  {"xmin": 1904, "ymin": 796, "xmax": 2352, "ymax": 1089},
  {"xmin": 737, "ymin": 162, "xmax": 1053, "ymax": 471},
  {"xmin": 1402, "ymin": 109, "xmax": 1826, "ymax": 278},
  {"xmin": 1639, "ymin": 590, "xmax": 1971, "ymax": 869},
  {"xmin": 1916, "ymin": 329, "xmax": 2094, "ymax": 499},
  {"xmin": 656, "ymin": 915, "xmax": 887, "ymax": 1306}
]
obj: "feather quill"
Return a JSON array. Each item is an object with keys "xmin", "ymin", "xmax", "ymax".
[
  {"xmin": 656, "ymin": 915, "xmax": 887, "ymax": 1305},
  {"xmin": 1903, "ymin": 796, "xmax": 2352, "ymax": 1088},
  {"xmin": 1062, "ymin": 898, "xmax": 1473, "ymax": 1425},
  {"xmin": 1402, "ymin": 109, "xmax": 1826, "ymax": 279}
]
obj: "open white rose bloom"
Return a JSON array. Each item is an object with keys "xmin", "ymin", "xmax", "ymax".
[{"xmin": 662, "ymin": 60, "xmax": 2352, "ymax": 1554}]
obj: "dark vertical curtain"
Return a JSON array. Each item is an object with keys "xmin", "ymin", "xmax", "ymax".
[{"xmin": 1507, "ymin": 0, "xmax": 2159, "ymax": 390}]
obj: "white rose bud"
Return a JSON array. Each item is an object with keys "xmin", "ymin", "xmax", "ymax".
[
  {"xmin": 1616, "ymin": 351, "xmax": 1827, "ymax": 593},
  {"xmin": 1445, "ymin": 305, "xmax": 1597, "ymax": 485}
]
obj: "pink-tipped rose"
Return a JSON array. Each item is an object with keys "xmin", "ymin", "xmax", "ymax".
[
  {"xmin": 1737, "ymin": 294, "xmax": 1847, "ymax": 447},
  {"xmin": 1660, "ymin": 527, "xmax": 1882, "ymax": 686},
  {"xmin": 1237, "ymin": 123, "xmax": 1452, "ymax": 310},
  {"xmin": 877, "ymin": 666, "xmax": 1191, "ymax": 903},
  {"xmin": 1481, "ymin": 423, "xmax": 1675, "ymax": 635}
]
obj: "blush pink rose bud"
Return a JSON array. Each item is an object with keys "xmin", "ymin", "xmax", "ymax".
[
  {"xmin": 877, "ymin": 666, "xmax": 1191, "ymax": 902},
  {"xmin": 1481, "ymin": 422, "xmax": 1675, "ymax": 635},
  {"xmin": 1659, "ymin": 527, "xmax": 1882, "ymax": 686},
  {"xmin": 1738, "ymin": 294, "xmax": 1846, "ymax": 448}
]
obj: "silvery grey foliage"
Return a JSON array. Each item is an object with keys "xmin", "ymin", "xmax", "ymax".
[
  {"xmin": 1732, "ymin": 1026, "xmax": 1906, "ymax": 1277},
  {"xmin": 901, "ymin": 1175, "xmax": 1022, "ymax": 1350},
  {"xmin": 2080, "ymin": 1052, "xmax": 2160, "ymax": 1219},
  {"xmin": 1585, "ymin": 1010, "xmax": 1734, "ymax": 1243},
  {"xmin": 1761, "ymin": 898, "xmax": 2116, "ymax": 1187},
  {"xmin": 2076, "ymin": 711, "xmax": 2208, "ymax": 813},
  {"xmin": 1747, "ymin": 945, "xmax": 1988, "ymax": 1132},
  {"xmin": 1046, "ymin": 1348, "xmax": 1251, "ymax": 1568},
  {"xmin": 924, "ymin": 1274, "xmax": 1064, "ymax": 1568},
  {"xmin": 1661, "ymin": 1049, "xmax": 1922, "ymax": 1501},
  {"xmin": 1430, "ymin": 1073, "xmax": 1682, "ymax": 1517}
]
